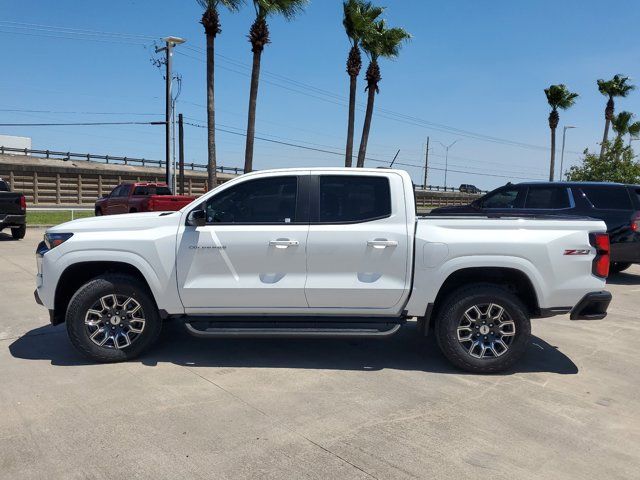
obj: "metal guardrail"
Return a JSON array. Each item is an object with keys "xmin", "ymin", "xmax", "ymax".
[
  {"xmin": 414, "ymin": 184, "xmax": 488, "ymax": 194},
  {"xmin": 0, "ymin": 146, "xmax": 244, "ymax": 175}
]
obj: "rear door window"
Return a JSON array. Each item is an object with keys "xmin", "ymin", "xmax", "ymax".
[
  {"xmin": 524, "ymin": 186, "xmax": 571, "ymax": 209},
  {"xmin": 580, "ymin": 186, "xmax": 632, "ymax": 210},
  {"xmin": 318, "ymin": 175, "xmax": 391, "ymax": 223},
  {"xmin": 481, "ymin": 187, "xmax": 523, "ymax": 209}
]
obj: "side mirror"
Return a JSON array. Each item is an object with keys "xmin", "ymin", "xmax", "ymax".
[
  {"xmin": 187, "ymin": 209, "xmax": 206, "ymax": 227},
  {"xmin": 101, "ymin": 194, "xmax": 109, "ymax": 198}
]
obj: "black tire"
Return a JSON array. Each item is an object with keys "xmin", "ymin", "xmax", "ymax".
[
  {"xmin": 435, "ymin": 284, "xmax": 531, "ymax": 374},
  {"xmin": 66, "ymin": 274, "xmax": 162, "ymax": 363},
  {"xmin": 11, "ymin": 225, "xmax": 26, "ymax": 240},
  {"xmin": 610, "ymin": 262, "xmax": 632, "ymax": 274},
  {"xmin": 95, "ymin": 208, "xmax": 102, "ymax": 216}
]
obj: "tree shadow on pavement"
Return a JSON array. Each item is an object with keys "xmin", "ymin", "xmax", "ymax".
[{"xmin": 9, "ymin": 321, "xmax": 578, "ymax": 375}]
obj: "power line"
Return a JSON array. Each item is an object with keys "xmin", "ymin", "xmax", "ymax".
[
  {"xmin": 183, "ymin": 120, "xmax": 543, "ymax": 180},
  {"xmin": 0, "ymin": 21, "xmax": 570, "ymax": 156},
  {"xmin": 0, "ymin": 108, "xmax": 161, "ymax": 116},
  {"xmin": 0, "ymin": 121, "xmax": 165, "ymax": 126}
]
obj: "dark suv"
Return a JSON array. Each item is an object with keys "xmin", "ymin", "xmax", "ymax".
[{"xmin": 432, "ymin": 182, "xmax": 640, "ymax": 273}]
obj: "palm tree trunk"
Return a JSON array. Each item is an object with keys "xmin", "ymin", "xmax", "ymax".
[
  {"xmin": 356, "ymin": 84, "xmax": 376, "ymax": 168},
  {"xmin": 549, "ymin": 126, "xmax": 556, "ymax": 181},
  {"xmin": 600, "ymin": 97, "xmax": 615, "ymax": 159},
  {"xmin": 244, "ymin": 49, "xmax": 262, "ymax": 173},
  {"xmin": 345, "ymin": 74, "xmax": 357, "ymax": 167},
  {"xmin": 206, "ymin": 32, "xmax": 217, "ymax": 190}
]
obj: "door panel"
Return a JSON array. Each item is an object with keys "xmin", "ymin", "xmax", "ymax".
[
  {"xmin": 305, "ymin": 173, "xmax": 410, "ymax": 310},
  {"xmin": 176, "ymin": 174, "xmax": 310, "ymax": 311},
  {"xmin": 177, "ymin": 225, "xmax": 309, "ymax": 309}
]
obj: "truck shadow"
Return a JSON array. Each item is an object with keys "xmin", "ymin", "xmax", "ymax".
[
  {"xmin": 9, "ymin": 321, "xmax": 578, "ymax": 375},
  {"xmin": 606, "ymin": 271, "xmax": 640, "ymax": 285},
  {"xmin": 0, "ymin": 232, "xmax": 16, "ymax": 241}
]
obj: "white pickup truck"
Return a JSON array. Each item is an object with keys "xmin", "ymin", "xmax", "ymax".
[{"xmin": 35, "ymin": 168, "xmax": 612, "ymax": 373}]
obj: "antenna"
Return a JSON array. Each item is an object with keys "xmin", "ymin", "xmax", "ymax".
[{"xmin": 389, "ymin": 149, "xmax": 401, "ymax": 167}]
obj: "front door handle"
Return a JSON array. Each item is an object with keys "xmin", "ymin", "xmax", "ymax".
[
  {"xmin": 367, "ymin": 239, "xmax": 398, "ymax": 249},
  {"xmin": 269, "ymin": 239, "xmax": 299, "ymax": 249}
]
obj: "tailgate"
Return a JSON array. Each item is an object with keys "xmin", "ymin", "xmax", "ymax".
[
  {"xmin": 149, "ymin": 195, "xmax": 195, "ymax": 211},
  {"xmin": 0, "ymin": 193, "xmax": 24, "ymax": 216}
]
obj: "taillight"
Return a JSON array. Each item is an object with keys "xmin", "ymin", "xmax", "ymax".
[
  {"xmin": 589, "ymin": 233, "xmax": 610, "ymax": 278},
  {"xmin": 632, "ymin": 212, "xmax": 640, "ymax": 232},
  {"xmin": 19, "ymin": 195, "xmax": 26, "ymax": 211}
]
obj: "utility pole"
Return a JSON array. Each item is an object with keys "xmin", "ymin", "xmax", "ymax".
[
  {"xmin": 436, "ymin": 140, "xmax": 459, "ymax": 189},
  {"xmin": 559, "ymin": 125, "xmax": 576, "ymax": 181},
  {"xmin": 178, "ymin": 113, "xmax": 185, "ymax": 195},
  {"xmin": 156, "ymin": 36, "xmax": 185, "ymax": 191},
  {"xmin": 423, "ymin": 137, "xmax": 430, "ymax": 189}
]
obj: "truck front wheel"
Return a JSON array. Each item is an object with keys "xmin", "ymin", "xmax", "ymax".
[
  {"xmin": 66, "ymin": 274, "xmax": 162, "ymax": 362},
  {"xmin": 435, "ymin": 284, "xmax": 531, "ymax": 374}
]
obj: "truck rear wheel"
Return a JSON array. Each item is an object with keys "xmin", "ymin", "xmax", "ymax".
[
  {"xmin": 435, "ymin": 284, "xmax": 531, "ymax": 374},
  {"xmin": 66, "ymin": 274, "xmax": 162, "ymax": 363},
  {"xmin": 11, "ymin": 225, "xmax": 26, "ymax": 240}
]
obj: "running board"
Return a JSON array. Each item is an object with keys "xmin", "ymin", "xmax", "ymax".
[{"xmin": 184, "ymin": 320, "xmax": 402, "ymax": 338}]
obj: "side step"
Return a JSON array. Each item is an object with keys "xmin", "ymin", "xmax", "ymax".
[{"xmin": 183, "ymin": 318, "xmax": 403, "ymax": 338}]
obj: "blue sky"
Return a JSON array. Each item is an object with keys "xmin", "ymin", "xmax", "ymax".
[{"xmin": 1, "ymin": 0, "xmax": 639, "ymax": 189}]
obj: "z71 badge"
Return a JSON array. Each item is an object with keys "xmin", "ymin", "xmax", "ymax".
[{"xmin": 564, "ymin": 249, "xmax": 591, "ymax": 255}]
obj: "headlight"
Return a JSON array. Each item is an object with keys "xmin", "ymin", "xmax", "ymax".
[{"xmin": 44, "ymin": 232, "xmax": 73, "ymax": 249}]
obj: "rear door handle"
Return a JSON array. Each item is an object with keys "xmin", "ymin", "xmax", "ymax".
[
  {"xmin": 269, "ymin": 239, "xmax": 299, "ymax": 249},
  {"xmin": 367, "ymin": 239, "xmax": 398, "ymax": 249}
]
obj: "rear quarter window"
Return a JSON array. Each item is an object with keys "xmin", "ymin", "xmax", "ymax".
[
  {"xmin": 580, "ymin": 186, "xmax": 632, "ymax": 210},
  {"xmin": 524, "ymin": 187, "xmax": 570, "ymax": 209}
]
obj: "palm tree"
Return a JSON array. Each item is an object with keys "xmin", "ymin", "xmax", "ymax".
[
  {"xmin": 342, "ymin": 0, "xmax": 383, "ymax": 167},
  {"xmin": 612, "ymin": 111, "xmax": 640, "ymax": 145},
  {"xmin": 243, "ymin": 0, "xmax": 308, "ymax": 173},
  {"xmin": 356, "ymin": 20, "xmax": 410, "ymax": 167},
  {"xmin": 197, "ymin": 0, "xmax": 244, "ymax": 190},
  {"xmin": 544, "ymin": 84, "xmax": 578, "ymax": 181},
  {"xmin": 597, "ymin": 74, "xmax": 635, "ymax": 158}
]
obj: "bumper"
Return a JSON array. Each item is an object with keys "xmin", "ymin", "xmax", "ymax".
[
  {"xmin": 34, "ymin": 289, "xmax": 55, "ymax": 323},
  {"xmin": 570, "ymin": 291, "xmax": 612, "ymax": 320},
  {"xmin": 0, "ymin": 213, "xmax": 26, "ymax": 228}
]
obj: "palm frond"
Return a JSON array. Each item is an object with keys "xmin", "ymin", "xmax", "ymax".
[
  {"xmin": 612, "ymin": 111, "xmax": 636, "ymax": 136},
  {"xmin": 361, "ymin": 19, "xmax": 410, "ymax": 60},
  {"xmin": 254, "ymin": 0, "xmax": 308, "ymax": 20},
  {"xmin": 544, "ymin": 84, "xmax": 578, "ymax": 110},
  {"xmin": 343, "ymin": 0, "xmax": 384, "ymax": 45},
  {"xmin": 629, "ymin": 121, "xmax": 640, "ymax": 140},
  {"xmin": 197, "ymin": 0, "xmax": 244, "ymax": 11},
  {"xmin": 597, "ymin": 74, "xmax": 636, "ymax": 98}
]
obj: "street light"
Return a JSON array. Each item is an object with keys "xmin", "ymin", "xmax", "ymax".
[
  {"xmin": 559, "ymin": 126, "xmax": 576, "ymax": 181},
  {"xmin": 436, "ymin": 140, "xmax": 459, "ymax": 189},
  {"xmin": 156, "ymin": 36, "xmax": 186, "ymax": 191}
]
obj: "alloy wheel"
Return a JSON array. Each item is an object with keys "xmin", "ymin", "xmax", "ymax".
[
  {"xmin": 84, "ymin": 294, "xmax": 146, "ymax": 349},
  {"xmin": 456, "ymin": 303, "xmax": 516, "ymax": 359}
]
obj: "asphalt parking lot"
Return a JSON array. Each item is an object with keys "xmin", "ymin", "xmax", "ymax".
[{"xmin": 1, "ymin": 228, "xmax": 639, "ymax": 479}]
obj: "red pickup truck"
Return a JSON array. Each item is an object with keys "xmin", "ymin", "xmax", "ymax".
[{"xmin": 95, "ymin": 183, "xmax": 196, "ymax": 216}]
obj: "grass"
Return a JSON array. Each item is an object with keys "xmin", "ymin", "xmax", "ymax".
[{"xmin": 27, "ymin": 210, "xmax": 94, "ymax": 226}]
